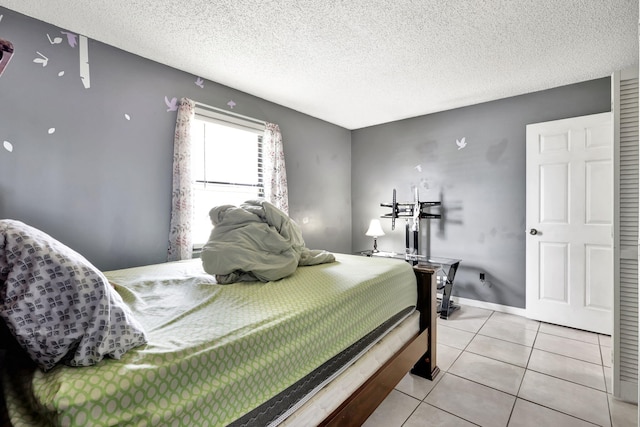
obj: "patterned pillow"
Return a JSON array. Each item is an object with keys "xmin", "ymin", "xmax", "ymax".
[{"xmin": 0, "ymin": 219, "xmax": 147, "ymax": 371}]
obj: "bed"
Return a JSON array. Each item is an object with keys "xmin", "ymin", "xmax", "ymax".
[{"xmin": 0, "ymin": 221, "xmax": 438, "ymax": 426}]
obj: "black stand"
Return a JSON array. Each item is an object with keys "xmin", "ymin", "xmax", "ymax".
[
  {"xmin": 436, "ymin": 261, "xmax": 460, "ymax": 319},
  {"xmin": 379, "ymin": 188, "xmax": 462, "ymax": 320}
]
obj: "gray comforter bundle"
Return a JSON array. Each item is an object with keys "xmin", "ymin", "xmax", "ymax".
[{"xmin": 201, "ymin": 200, "xmax": 335, "ymax": 284}]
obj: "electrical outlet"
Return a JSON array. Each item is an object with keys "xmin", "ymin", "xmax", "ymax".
[{"xmin": 479, "ymin": 273, "xmax": 485, "ymax": 281}]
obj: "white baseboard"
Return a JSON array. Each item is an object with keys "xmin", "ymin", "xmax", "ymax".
[
  {"xmin": 437, "ymin": 293, "xmax": 527, "ymax": 317},
  {"xmin": 616, "ymin": 380, "xmax": 639, "ymax": 404}
]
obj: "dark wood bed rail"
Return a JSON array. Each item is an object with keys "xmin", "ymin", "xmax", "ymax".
[{"xmin": 320, "ymin": 265, "xmax": 439, "ymax": 426}]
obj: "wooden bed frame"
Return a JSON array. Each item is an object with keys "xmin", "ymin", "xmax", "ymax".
[{"xmin": 320, "ymin": 265, "xmax": 439, "ymax": 426}]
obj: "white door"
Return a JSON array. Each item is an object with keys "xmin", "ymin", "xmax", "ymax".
[{"xmin": 526, "ymin": 112, "xmax": 613, "ymax": 334}]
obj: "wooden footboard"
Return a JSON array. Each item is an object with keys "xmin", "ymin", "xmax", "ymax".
[
  {"xmin": 410, "ymin": 265, "xmax": 440, "ymax": 380},
  {"xmin": 320, "ymin": 265, "xmax": 439, "ymax": 426}
]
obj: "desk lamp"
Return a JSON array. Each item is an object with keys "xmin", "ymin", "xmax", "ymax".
[{"xmin": 365, "ymin": 219, "xmax": 385, "ymax": 253}]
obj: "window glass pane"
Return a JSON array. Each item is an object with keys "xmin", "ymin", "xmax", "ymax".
[
  {"xmin": 202, "ymin": 121, "xmax": 259, "ymax": 185},
  {"xmin": 191, "ymin": 121, "xmax": 205, "ymax": 181},
  {"xmin": 190, "ymin": 116, "xmax": 263, "ymax": 246}
]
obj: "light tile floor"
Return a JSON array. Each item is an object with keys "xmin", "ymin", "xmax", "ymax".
[{"xmin": 363, "ymin": 305, "xmax": 638, "ymax": 427}]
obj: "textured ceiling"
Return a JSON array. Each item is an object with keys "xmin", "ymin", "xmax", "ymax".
[{"xmin": 1, "ymin": 1, "xmax": 638, "ymax": 129}]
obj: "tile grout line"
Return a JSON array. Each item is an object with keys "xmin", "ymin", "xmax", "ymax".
[
  {"xmin": 524, "ymin": 365, "xmax": 609, "ymax": 394},
  {"xmin": 444, "ymin": 311, "xmax": 610, "ymax": 426},
  {"xmin": 526, "ymin": 325, "xmax": 611, "ymax": 395},
  {"xmin": 458, "ymin": 310, "xmax": 518, "ymax": 427},
  {"xmin": 486, "ymin": 313, "xmax": 614, "ymax": 426},
  {"xmin": 538, "ymin": 323, "xmax": 605, "ymax": 345},
  {"xmin": 478, "ymin": 320, "xmax": 611, "ymax": 397},
  {"xmin": 405, "ymin": 401, "xmax": 483, "ymax": 427},
  {"xmin": 396, "ymin": 392, "xmax": 421, "ymax": 427},
  {"xmin": 506, "ymin": 321, "xmax": 540, "ymax": 427},
  {"xmin": 518, "ymin": 337, "xmax": 612, "ymax": 426},
  {"xmin": 418, "ymin": 310, "xmax": 495, "ymax": 426},
  {"xmin": 468, "ymin": 322, "xmax": 607, "ymax": 376},
  {"xmin": 466, "ymin": 310, "xmax": 519, "ymax": 427},
  {"xmin": 528, "ymin": 346, "xmax": 606, "ymax": 367},
  {"xmin": 399, "ymin": 308, "xmax": 614, "ymax": 427},
  {"xmin": 600, "ymin": 338, "xmax": 614, "ymax": 427},
  {"xmin": 513, "ymin": 397, "xmax": 604, "ymax": 427}
]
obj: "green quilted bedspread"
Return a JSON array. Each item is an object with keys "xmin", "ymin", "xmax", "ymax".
[{"xmin": 4, "ymin": 253, "xmax": 417, "ymax": 426}]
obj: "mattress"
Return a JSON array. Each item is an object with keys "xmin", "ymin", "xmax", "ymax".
[
  {"xmin": 281, "ymin": 310, "xmax": 420, "ymax": 426},
  {"xmin": 232, "ymin": 307, "xmax": 417, "ymax": 426},
  {"xmin": 3, "ymin": 253, "xmax": 417, "ymax": 426}
]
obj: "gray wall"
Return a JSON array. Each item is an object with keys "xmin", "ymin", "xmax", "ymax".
[
  {"xmin": 0, "ymin": 8, "xmax": 352, "ymax": 271},
  {"xmin": 0, "ymin": 7, "xmax": 614, "ymax": 309},
  {"xmin": 351, "ymin": 79, "xmax": 611, "ymax": 308}
]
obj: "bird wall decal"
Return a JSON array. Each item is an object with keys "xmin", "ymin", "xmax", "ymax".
[
  {"xmin": 60, "ymin": 31, "xmax": 78, "ymax": 48},
  {"xmin": 165, "ymin": 96, "xmax": 178, "ymax": 112}
]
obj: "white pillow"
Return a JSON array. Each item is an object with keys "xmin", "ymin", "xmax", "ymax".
[{"xmin": 0, "ymin": 220, "xmax": 147, "ymax": 371}]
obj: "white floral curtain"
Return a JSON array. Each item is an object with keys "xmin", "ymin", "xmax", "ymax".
[
  {"xmin": 167, "ymin": 98, "xmax": 195, "ymax": 261},
  {"xmin": 263, "ymin": 123, "xmax": 289, "ymax": 214},
  {"xmin": 168, "ymin": 108, "xmax": 288, "ymax": 261}
]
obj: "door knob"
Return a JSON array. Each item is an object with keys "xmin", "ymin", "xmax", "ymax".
[{"xmin": 529, "ymin": 228, "xmax": 538, "ymax": 235}]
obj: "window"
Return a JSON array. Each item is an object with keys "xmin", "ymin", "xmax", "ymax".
[{"xmin": 191, "ymin": 109, "xmax": 264, "ymax": 246}]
